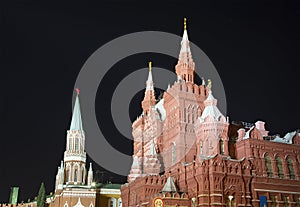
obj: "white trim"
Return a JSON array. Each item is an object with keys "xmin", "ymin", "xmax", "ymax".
[{"xmin": 100, "ymin": 189, "xmax": 120, "ymax": 195}]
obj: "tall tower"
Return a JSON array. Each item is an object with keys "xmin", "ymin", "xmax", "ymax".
[
  {"xmin": 63, "ymin": 88, "xmax": 87, "ymax": 185},
  {"xmin": 162, "ymin": 18, "xmax": 207, "ymax": 170},
  {"xmin": 175, "ymin": 18, "xmax": 195, "ymax": 83}
]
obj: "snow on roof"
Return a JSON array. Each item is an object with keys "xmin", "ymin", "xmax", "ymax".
[
  {"xmin": 155, "ymin": 98, "xmax": 166, "ymax": 121},
  {"xmin": 200, "ymin": 92, "xmax": 224, "ymax": 123},
  {"xmin": 243, "ymin": 126, "xmax": 255, "ymax": 140},
  {"xmin": 271, "ymin": 131, "xmax": 296, "ymax": 144}
]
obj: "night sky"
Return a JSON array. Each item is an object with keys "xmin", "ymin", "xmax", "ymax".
[{"xmin": 2, "ymin": 0, "xmax": 300, "ymax": 203}]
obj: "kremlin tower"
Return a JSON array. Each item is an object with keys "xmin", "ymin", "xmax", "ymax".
[{"xmin": 55, "ymin": 89, "xmax": 93, "ymax": 190}]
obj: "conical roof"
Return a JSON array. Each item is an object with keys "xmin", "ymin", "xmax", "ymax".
[{"xmin": 70, "ymin": 91, "xmax": 83, "ymax": 130}]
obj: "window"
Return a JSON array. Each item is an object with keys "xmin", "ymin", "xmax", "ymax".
[
  {"xmin": 118, "ymin": 198, "xmax": 122, "ymax": 207},
  {"xmin": 172, "ymin": 143, "xmax": 176, "ymax": 165},
  {"xmin": 270, "ymin": 195, "xmax": 277, "ymax": 207},
  {"xmin": 294, "ymin": 196, "xmax": 300, "ymax": 207},
  {"xmin": 75, "ymin": 138, "xmax": 79, "ymax": 151},
  {"xmin": 66, "ymin": 169, "xmax": 70, "ymax": 181},
  {"xmin": 109, "ymin": 198, "xmax": 116, "ymax": 207},
  {"xmin": 265, "ymin": 156, "xmax": 273, "ymax": 177},
  {"xmin": 287, "ymin": 158, "xmax": 295, "ymax": 179},
  {"xmin": 219, "ymin": 139, "xmax": 224, "ymax": 155},
  {"xmin": 283, "ymin": 196, "xmax": 289, "ymax": 207},
  {"xmin": 74, "ymin": 169, "xmax": 78, "ymax": 182},
  {"xmin": 276, "ymin": 157, "xmax": 284, "ymax": 178}
]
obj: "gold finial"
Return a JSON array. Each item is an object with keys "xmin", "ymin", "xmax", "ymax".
[
  {"xmin": 184, "ymin": 17, "xmax": 187, "ymax": 30},
  {"xmin": 207, "ymin": 79, "xmax": 212, "ymax": 90},
  {"xmin": 148, "ymin": 61, "xmax": 152, "ymax": 71}
]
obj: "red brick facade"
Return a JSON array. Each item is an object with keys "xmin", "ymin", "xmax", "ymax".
[{"xmin": 121, "ymin": 21, "xmax": 300, "ymax": 207}]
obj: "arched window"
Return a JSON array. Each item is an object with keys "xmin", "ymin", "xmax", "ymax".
[
  {"xmin": 75, "ymin": 138, "xmax": 79, "ymax": 151},
  {"xmin": 74, "ymin": 169, "xmax": 78, "ymax": 182},
  {"xmin": 66, "ymin": 169, "xmax": 70, "ymax": 181},
  {"xmin": 276, "ymin": 157, "xmax": 284, "ymax": 178},
  {"xmin": 270, "ymin": 195, "xmax": 277, "ymax": 207},
  {"xmin": 82, "ymin": 166, "xmax": 85, "ymax": 183},
  {"xmin": 172, "ymin": 143, "xmax": 176, "ymax": 165},
  {"xmin": 68, "ymin": 138, "xmax": 72, "ymax": 150},
  {"xmin": 287, "ymin": 158, "xmax": 295, "ymax": 179},
  {"xmin": 64, "ymin": 202, "xmax": 68, "ymax": 207},
  {"xmin": 117, "ymin": 198, "xmax": 122, "ymax": 207},
  {"xmin": 109, "ymin": 198, "xmax": 116, "ymax": 207},
  {"xmin": 283, "ymin": 196, "xmax": 289, "ymax": 207},
  {"xmin": 219, "ymin": 139, "xmax": 224, "ymax": 155},
  {"xmin": 265, "ymin": 156, "xmax": 273, "ymax": 177}
]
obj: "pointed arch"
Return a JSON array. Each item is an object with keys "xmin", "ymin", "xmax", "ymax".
[
  {"xmin": 73, "ymin": 163, "xmax": 80, "ymax": 182},
  {"xmin": 276, "ymin": 156, "xmax": 284, "ymax": 178},
  {"xmin": 219, "ymin": 139, "xmax": 224, "ymax": 155},
  {"xmin": 265, "ymin": 155, "xmax": 273, "ymax": 177},
  {"xmin": 287, "ymin": 157, "xmax": 295, "ymax": 179}
]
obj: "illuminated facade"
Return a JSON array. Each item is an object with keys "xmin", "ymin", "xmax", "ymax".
[{"xmin": 121, "ymin": 19, "xmax": 300, "ymax": 207}]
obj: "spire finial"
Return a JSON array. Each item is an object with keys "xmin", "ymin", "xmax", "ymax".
[
  {"xmin": 207, "ymin": 79, "xmax": 212, "ymax": 90},
  {"xmin": 148, "ymin": 61, "xmax": 152, "ymax": 71},
  {"xmin": 184, "ymin": 17, "xmax": 187, "ymax": 31},
  {"xmin": 75, "ymin": 88, "xmax": 80, "ymax": 95}
]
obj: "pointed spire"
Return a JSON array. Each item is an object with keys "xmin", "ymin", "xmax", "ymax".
[
  {"xmin": 175, "ymin": 18, "xmax": 195, "ymax": 83},
  {"xmin": 70, "ymin": 88, "xmax": 83, "ymax": 130},
  {"xmin": 146, "ymin": 61, "xmax": 154, "ymax": 91},
  {"xmin": 89, "ymin": 162, "xmax": 93, "ymax": 172},
  {"xmin": 180, "ymin": 18, "xmax": 191, "ymax": 55},
  {"xmin": 184, "ymin": 17, "xmax": 187, "ymax": 31},
  {"xmin": 142, "ymin": 62, "xmax": 156, "ymax": 113}
]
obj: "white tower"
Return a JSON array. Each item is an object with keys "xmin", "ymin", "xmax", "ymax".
[{"xmin": 63, "ymin": 88, "xmax": 87, "ymax": 185}]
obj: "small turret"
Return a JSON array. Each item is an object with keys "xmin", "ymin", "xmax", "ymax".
[{"xmin": 87, "ymin": 163, "xmax": 93, "ymax": 186}]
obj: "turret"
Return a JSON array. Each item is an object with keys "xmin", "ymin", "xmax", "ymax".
[
  {"xmin": 87, "ymin": 163, "xmax": 93, "ymax": 186},
  {"xmin": 196, "ymin": 81, "xmax": 229, "ymax": 157}
]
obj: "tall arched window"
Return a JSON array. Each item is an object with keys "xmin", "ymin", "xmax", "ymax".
[
  {"xmin": 66, "ymin": 168, "xmax": 70, "ymax": 182},
  {"xmin": 265, "ymin": 156, "xmax": 273, "ymax": 177},
  {"xmin": 287, "ymin": 158, "xmax": 295, "ymax": 179},
  {"xmin": 75, "ymin": 138, "xmax": 79, "ymax": 151},
  {"xmin": 172, "ymin": 143, "xmax": 176, "ymax": 165},
  {"xmin": 74, "ymin": 169, "xmax": 78, "ymax": 182},
  {"xmin": 219, "ymin": 139, "xmax": 224, "ymax": 155},
  {"xmin": 82, "ymin": 166, "xmax": 85, "ymax": 183},
  {"xmin": 276, "ymin": 157, "xmax": 284, "ymax": 178}
]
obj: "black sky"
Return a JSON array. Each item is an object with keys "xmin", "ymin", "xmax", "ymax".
[{"xmin": 2, "ymin": 0, "xmax": 300, "ymax": 203}]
